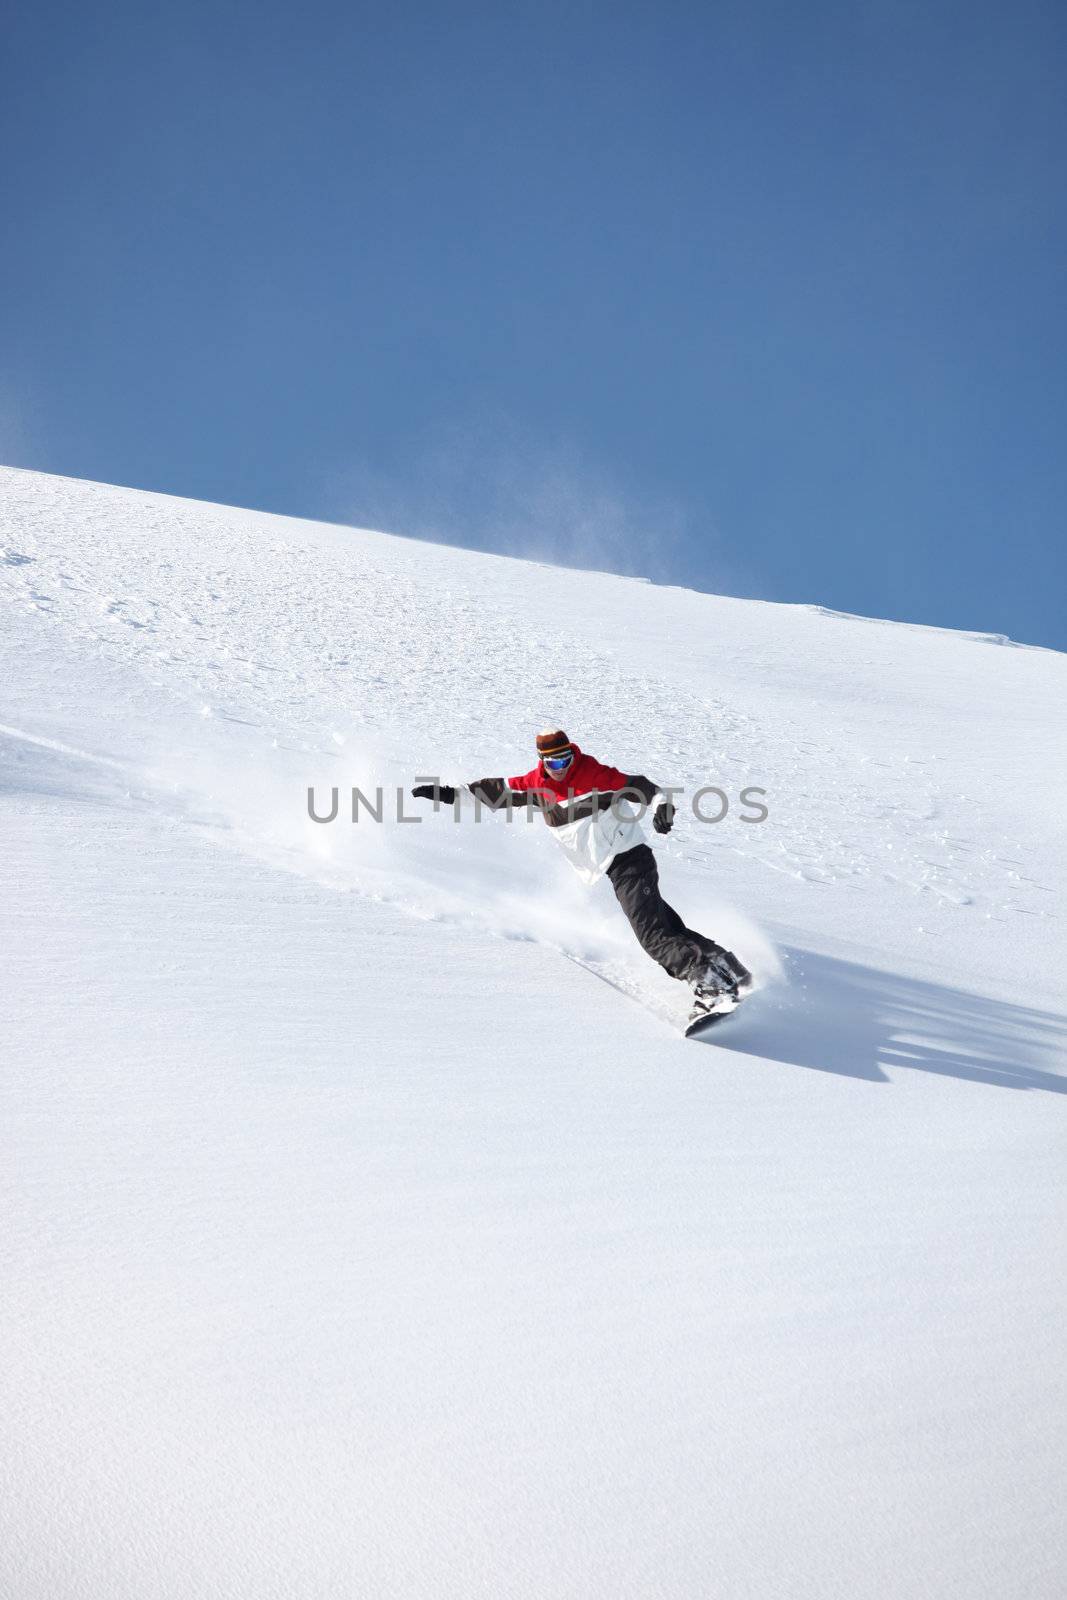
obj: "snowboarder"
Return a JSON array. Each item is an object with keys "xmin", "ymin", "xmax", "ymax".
[{"xmin": 411, "ymin": 729, "xmax": 752, "ymax": 1028}]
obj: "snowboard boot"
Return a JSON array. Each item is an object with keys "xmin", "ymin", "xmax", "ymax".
[
  {"xmin": 716, "ymin": 947, "xmax": 753, "ymax": 994},
  {"xmin": 688, "ymin": 960, "xmax": 738, "ymax": 1025},
  {"xmin": 697, "ymin": 946, "xmax": 753, "ymax": 997}
]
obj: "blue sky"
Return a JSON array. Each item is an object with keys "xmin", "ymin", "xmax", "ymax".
[{"xmin": 3, "ymin": 1, "xmax": 1064, "ymax": 648}]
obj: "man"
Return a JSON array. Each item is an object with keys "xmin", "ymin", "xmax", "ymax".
[{"xmin": 411, "ymin": 728, "xmax": 751, "ymax": 1022}]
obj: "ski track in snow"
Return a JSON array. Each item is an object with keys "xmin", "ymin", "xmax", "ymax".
[{"xmin": 2, "ymin": 465, "xmax": 1066, "ymax": 1600}]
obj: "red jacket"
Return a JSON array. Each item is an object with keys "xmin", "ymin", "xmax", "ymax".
[
  {"xmin": 466, "ymin": 749, "xmax": 660, "ymax": 883},
  {"xmin": 506, "ymin": 745, "xmax": 631, "ymax": 801}
]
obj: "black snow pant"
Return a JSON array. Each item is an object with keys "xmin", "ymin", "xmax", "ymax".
[{"xmin": 606, "ymin": 844, "xmax": 722, "ymax": 984}]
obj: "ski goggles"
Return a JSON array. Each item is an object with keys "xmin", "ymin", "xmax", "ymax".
[{"xmin": 542, "ymin": 751, "xmax": 574, "ymax": 773}]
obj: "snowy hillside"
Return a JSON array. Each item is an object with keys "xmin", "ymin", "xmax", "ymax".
[{"xmin": 2, "ymin": 464, "xmax": 1065, "ymax": 1599}]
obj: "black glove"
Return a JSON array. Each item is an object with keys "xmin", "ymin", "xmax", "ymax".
[
  {"xmin": 412, "ymin": 784, "xmax": 457, "ymax": 805},
  {"xmin": 653, "ymin": 800, "xmax": 675, "ymax": 835}
]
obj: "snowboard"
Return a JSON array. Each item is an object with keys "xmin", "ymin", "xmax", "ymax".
[{"xmin": 684, "ymin": 992, "xmax": 747, "ymax": 1038}]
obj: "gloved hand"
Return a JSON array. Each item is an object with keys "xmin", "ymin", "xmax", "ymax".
[
  {"xmin": 653, "ymin": 800, "xmax": 675, "ymax": 835},
  {"xmin": 412, "ymin": 784, "xmax": 457, "ymax": 804}
]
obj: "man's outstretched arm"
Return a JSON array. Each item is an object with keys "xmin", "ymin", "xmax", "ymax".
[{"xmin": 410, "ymin": 777, "xmax": 542, "ymax": 809}]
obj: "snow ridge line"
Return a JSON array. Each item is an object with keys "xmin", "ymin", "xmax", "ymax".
[{"xmin": 0, "ymin": 722, "xmax": 129, "ymax": 772}]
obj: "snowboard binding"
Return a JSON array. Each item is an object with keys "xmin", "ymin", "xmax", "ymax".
[{"xmin": 685, "ymin": 948, "xmax": 753, "ymax": 1038}]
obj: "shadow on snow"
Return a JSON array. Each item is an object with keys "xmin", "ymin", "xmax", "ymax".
[{"xmin": 697, "ymin": 944, "xmax": 1067, "ymax": 1092}]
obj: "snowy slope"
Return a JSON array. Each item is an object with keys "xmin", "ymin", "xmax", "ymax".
[{"xmin": 2, "ymin": 464, "xmax": 1065, "ymax": 1600}]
